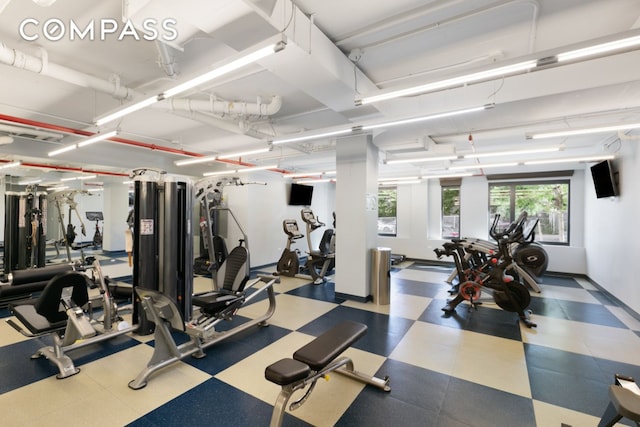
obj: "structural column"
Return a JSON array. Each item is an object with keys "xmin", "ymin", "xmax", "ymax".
[
  {"xmin": 102, "ymin": 182, "xmax": 130, "ymax": 252},
  {"xmin": 335, "ymin": 133, "xmax": 378, "ymax": 300}
]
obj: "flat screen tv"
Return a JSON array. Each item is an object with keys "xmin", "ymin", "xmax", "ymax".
[
  {"xmin": 590, "ymin": 159, "xmax": 618, "ymax": 198},
  {"xmin": 289, "ymin": 183, "xmax": 313, "ymax": 206}
]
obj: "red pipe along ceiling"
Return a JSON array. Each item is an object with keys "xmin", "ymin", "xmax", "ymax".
[{"xmin": 0, "ymin": 113, "xmax": 289, "ymax": 174}]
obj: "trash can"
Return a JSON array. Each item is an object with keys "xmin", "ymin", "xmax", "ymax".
[{"xmin": 371, "ymin": 247, "xmax": 391, "ymax": 305}]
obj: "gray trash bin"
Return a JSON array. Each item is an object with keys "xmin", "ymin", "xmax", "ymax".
[{"xmin": 371, "ymin": 247, "xmax": 391, "ymax": 305}]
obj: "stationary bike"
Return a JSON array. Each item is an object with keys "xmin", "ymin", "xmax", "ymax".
[
  {"xmin": 276, "ymin": 219, "xmax": 305, "ymax": 276},
  {"xmin": 435, "ymin": 214, "xmax": 536, "ymax": 328}
]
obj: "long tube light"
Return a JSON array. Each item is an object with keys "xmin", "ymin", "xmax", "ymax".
[
  {"xmin": 357, "ymin": 32, "xmax": 640, "ymax": 106},
  {"xmin": 464, "ymin": 147, "xmax": 560, "ymax": 158},
  {"xmin": 77, "ymin": 130, "xmax": 118, "ymax": 147},
  {"xmin": 386, "ymin": 155, "xmax": 457, "ymax": 165},
  {"xmin": 203, "ymin": 164, "xmax": 277, "ymax": 177},
  {"xmin": 524, "ymin": 155, "xmax": 614, "ymax": 165},
  {"xmin": 357, "ymin": 61, "xmax": 536, "ymax": 105},
  {"xmin": 96, "ymin": 37, "xmax": 286, "ymax": 127},
  {"xmin": 296, "ymin": 178, "xmax": 336, "ymax": 184},
  {"xmin": 48, "ymin": 144, "xmax": 77, "ymax": 156},
  {"xmin": 273, "ymin": 104, "xmax": 492, "ymax": 146},
  {"xmin": 175, "ymin": 147, "xmax": 270, "ymax": 166},
  {"xmin": 449, "ymin": 162, "xmax": 519, "ymax": 170},
  {"xmin": 422, "ymin": 172, "xmax": 474, "ymax": 180},
  {"xmin": 527, "ymin": 123, "xmax": 640, "ymax": 139},
  {"xmin": 0, "ymin": 161, "xmax": 21, "ymax": 169},
  {"xmin": 557, "ymin": 35, "xmax": 640, "ymax": 62}
]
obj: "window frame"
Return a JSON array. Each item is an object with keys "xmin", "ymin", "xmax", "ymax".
[
  {"xmin": 441, "ymin": 184, "xmax": 461, "ymax": 239},
  {"xmin": 488, "ymin": 179, "xmax": 570, "ymax": 245},
  {"xmin": 377, "ymin": 186, "xmax": 397, "ymax": 237}
]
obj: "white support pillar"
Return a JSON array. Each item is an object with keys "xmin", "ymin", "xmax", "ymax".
[
  {"xmin": 335, "ymin": 133, "xmax": 379, "ymax": 300},
  {"xmin": 102, "ymin": 183, "xmax": 130, "ymax": 252}
]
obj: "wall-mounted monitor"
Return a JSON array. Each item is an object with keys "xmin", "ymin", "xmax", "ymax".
[
  {"xmin": 590, "ymin": 159, "xmax": 618, "ymax": 199},
  {"xmin": 289, "ymin": 183, "xmax": 313, "ymax": 206}
]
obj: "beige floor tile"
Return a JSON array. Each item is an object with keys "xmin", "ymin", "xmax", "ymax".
[
  {"xmin": 521, "ymin": 316, "xmax": 592, "ymax": 355},
  {"xmin": 393, "ymin": 268, "xmax": 450, "ymax": 284},
  {"xmin": 454, "ymin": 331, "xmax": 531, "ymax": 397},
  {"xmin": 80, "ymin": 344, "xmax": 211, "ymax": 416},
  {"xmin": 533, "ymin": 400, "xmax": 601, "ymax": 427},
  {"xmin": 237, "ymin": 293, "xmax": 337, "ymax": 330},
  {"xmin": 342, "ymin": 293, "xmax": 432, "ymax": 320},
  {"xmin": 216, "ymin": 331, "xmax": 387, "ymax": 427},
  {"xmin": 606, "ymin": 305, "xmax": 640, "ymax": 331},
  {"xmin": 0, "ymin": 316, "xmax": 32, "ymax": 346},
  {"xmin": 537, "ymin": 285, "xmax": 601, "ymax": 304},
  {"xmin": 575, "ymin": 277, "xmax": 598, "ymax": 291},
  {"xmin": 390, "ymin": 321, "xmax": 463, "ymax": 376}
]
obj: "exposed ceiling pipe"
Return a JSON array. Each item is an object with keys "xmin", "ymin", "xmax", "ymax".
[
  {"xmin": 0, "ymin": 41, "xmax": 134, "ymax": 100},
  {"xmin": 166, "ymin": 95, "xmax": 282, "ymax": 117},
  {"xmin": 155, "ymin": 40, "xmax": 178, "ymax": 78},
  {"xmin": 0, "ymin": 40, "xmax": 283, "ymax": 118},
  {"xmin": 0, "ymin": 122, "xmax": 63, "ymax": 139},
  {"xmin": 171, "ymin": 109, "xmax": 275, "ymax": 140},
  {"xmin": 0, "ymin": 158, "xmax": 128, "ymax": 177}
]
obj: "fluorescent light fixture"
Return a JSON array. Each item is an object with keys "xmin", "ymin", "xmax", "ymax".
[
  {"xmin": 363, "ymin": 105, "xmax": 492, "ymax": 131},
  {"xmin": 95, "ymin": 96, "xmax": 159, "ymax": 127},
  {"xmin": 87, "ymin": 188, "xmax": 104, "ymax": 192},
  {"xmin": 47, "ymin": 185, "xmax": 69, "ymax": 191},
  {"xmin": 386, "ymin": 155, "xmax": 458, "ymax": 165},
  {"xmin": 203, "ymin": 169, "xmax": 235, "ymax": 177},
  {"xmin": 527, "ymin": 123, "xmax": 640, "ymax": 139},
  {"xmin": 78, "ymin": 174, "xmax": 97, "ymax": 180},
  {"xmin": 272, "ymin": 128, "xmax": 352, "ymax": 145},
  {"xmin": 422, "ymin": 172, "xmax": 474, "ymax": 180},
  {"xmin": 123, "ymin": 180, "xmax": 134, "ymax": 185},
  {"xmin": 296, "ymin": 178, "xmax": 336, "ymax": 184},
  {"xmin": 378, "ymin": 176, "xmax": 419, "ymax": 182},
  {"xmin": 203, "ymin": 164, "xmax": 278, "ymax": 176},
  {"xmin": 48, "ymin": 144, "xmax": 77, "ymax": 157},
  {"xmin": 449, "ymin": 162, "xmax": 519, "ymax": 170},
  {"xmin": 358, "ymin": 61, "xmax": 536, "ymax": 105},
  {"xmin": 524, "ymin": 155, "xmax": 614, "ymax": 165},
  {"xmin": 161, "ymin": 42, "xmax": 285, "ymax": 99},
  {"xmin": 464, "ymin": 147, "xmax": 560, "ymax": 158},
  {"xmin": 286, "ymin": 170, "xmax": 335, "ymax": 178},
  {"xmin": 18, "ymin": 178, "xmax": 42, "ymax": 185},
  {"xmin": 236, "ymin": 164, "xmax": 277, "ymax": 173},
  {"xmin": 557, "ymin": 35, "xmax": 640, "ymax": 62},
  {"xmin": 77, "ymin": 130, "xmax": 118, "ymax": 147},
  {"xmin": 286, "ymin": 171, "xmax": 324, "ymax": 178},
  {"xmin": 96, "ymin": 37, "xmax": 286, "ymax": 126},
  {"xmin": 60, "ymin": 176, "xmax": 78, "ymax": 182},
  {"xmin": 0, "ymin": 161, "xmax": 21, "ymax": 169},
  {"xmin": 379, "ymin": 180, "xmax": 421, "ymax": 185},
  {"xmin": 273, "ymin": 105, "xmax": 491, "ymax": 145},
  {"xmin": 175, "ymin": 155, "xmax": 218, "ymax": 166},
  {"xmin": 216, "ymin": 147, "xmax": 270, "ymax": 160}
]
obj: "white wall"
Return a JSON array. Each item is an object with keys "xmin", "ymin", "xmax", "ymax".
[
  {"xmin": 216, "ymin": 173, "xmax": 335, "ymax": 268},
  {"xmin": 584, "ymin": 139, "xmax": 640, "ymax": 314}
]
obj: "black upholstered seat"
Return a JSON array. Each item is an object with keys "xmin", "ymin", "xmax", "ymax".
[{"xmin": 10, "ymin": 272, "xmax": 90, "ymax": 335}]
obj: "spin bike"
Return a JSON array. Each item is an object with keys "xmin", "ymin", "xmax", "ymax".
[{"xmin": 435, "ymin": 214, "xmax": 536, "ymax": 328}]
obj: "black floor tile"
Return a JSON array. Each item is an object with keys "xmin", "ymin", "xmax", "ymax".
[
  {"xmin": 127, "ymin": 377, "xmax": 311, "ymax": 427},
  {"xmin": 556, "ymin": 299, "xmax": 627, "ymax": 328},
  {"xmin": 286, "ymin": 281, "xmax": 346, "ymax": 304},
  {"xmin": 392, "ymin": 277, "xmax": 444, "ymax": 298},
  {"xmin": 540, "ymin": 275, "xmax": 582, "ymax": 288},
  {"xmin": 298, "ymin": 305, "xmax": 414, "ymax": 357},
  {"xmin": 419, "ymin": 298, "xmax": 523, "ymax": 341}
]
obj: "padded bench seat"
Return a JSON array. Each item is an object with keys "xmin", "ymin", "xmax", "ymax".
[
  {"xmin": 265, "ymin": 358, "xmax": 311, "ymax": 386},
  {"xmin": 293, "ymin": 321, "xmax": 366, "ymax": 371}
]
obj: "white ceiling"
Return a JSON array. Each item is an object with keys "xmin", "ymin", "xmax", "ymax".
[{"xmin": 1, "ymin": 0, "xmax": 639, "ymax": 185}]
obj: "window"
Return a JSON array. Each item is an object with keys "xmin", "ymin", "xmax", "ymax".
[
  {"xmin": 378, "ymin": 187, "xmax": 397, "ymax": 236},
  {"xmin": 489, "ymin": 181, "xmax": 569, "ymax": 244},
  {"xmin": 442, "ymin": 186, "xmax": 460, "ymax": 238}
]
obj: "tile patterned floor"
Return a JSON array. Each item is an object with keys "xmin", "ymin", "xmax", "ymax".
[{"xmin": 1, "ymin": 257, "xmax": 640, "ymax": 426}]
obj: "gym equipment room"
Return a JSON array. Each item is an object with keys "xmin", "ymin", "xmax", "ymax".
[{"xmin": 1, "ymin": 1, "xmax": 639, "ymax": 426}]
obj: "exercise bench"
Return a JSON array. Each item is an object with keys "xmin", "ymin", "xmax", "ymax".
[{"xmin": 265, "ymin": 320, "xmax": 391, "ymax": 427}]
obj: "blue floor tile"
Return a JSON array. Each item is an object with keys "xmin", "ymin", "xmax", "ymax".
[
  {"xmin": 286, "ymin": 281, "xmax": 346, "ymax": 303},
  {"xmin": 298, "ymin": 305, "xmax": 414, "ymax": 357},
  {"xmin": 392, "ymin": 277, "xmax": 443, "ymax": 298},
  {"xmin": 540, "ymin": 274, "xmax": 581, "ymax": 288},
  {"xmin": 556, "ymin": 299, "xmax": 627, "ymax": 328}
]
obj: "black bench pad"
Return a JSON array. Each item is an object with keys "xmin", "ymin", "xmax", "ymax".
[
  {"xmin": 293, "ymin": 320, "xmax": 367, "ymax": 371},
  {"xmin": 11, "ymin": 304, "xmax": 66, "ymax": 335},
  {"xmin": 265, "ymin": 358, "xmax": 311, "ymax": 386}
]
